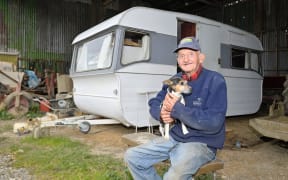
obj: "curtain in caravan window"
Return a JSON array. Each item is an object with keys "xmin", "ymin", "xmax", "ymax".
[
  {"xmin": 250, "ymin": 53, "xmax": 259, "ymax": 72},
  {"xmin": 75, "ymin": 32, "xmax": 114, "ymax": 72},
  {"xmin": 97, "ymin": 34, "xmax": 114, "ymax": 68},
  {"xmin": 76, "ymin": 46, "xmax": 87, "ymax": 72},
  {"xmin": 121, "ymin": 32, "xmax": 150, "ymax": 65}
]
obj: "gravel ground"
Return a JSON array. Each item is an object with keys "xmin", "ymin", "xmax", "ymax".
[
  {"xmin": 0, "ymin": 119, "xmax": 33, "ymax": 180},
  {"xmin": 0, "ymin": 154, "xmax": 33, "ymax": 180}
]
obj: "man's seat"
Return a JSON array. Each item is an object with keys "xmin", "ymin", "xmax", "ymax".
[{"xmin": 194, "ymin": 159, "xmax": 224, "ymax": 180}]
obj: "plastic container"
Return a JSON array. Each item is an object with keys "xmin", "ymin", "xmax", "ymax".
[{"xmin": 39, "ymin": 100, "xmax": 50, "ymax": 112}]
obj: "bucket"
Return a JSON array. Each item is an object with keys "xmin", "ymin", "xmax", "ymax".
[{"xmin": 39, "ymin": 100, "xmax": 50, "ymax": 112}]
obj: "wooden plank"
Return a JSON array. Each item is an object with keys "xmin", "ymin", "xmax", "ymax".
[
  {"xmin": 249, "ymin": 116, "xmax": 288, "ymax": 141},
  {"xmin": 195, "ymin": 159, "xmax": 224, "ymax": 176}
]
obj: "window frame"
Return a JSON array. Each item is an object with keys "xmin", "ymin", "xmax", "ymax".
[
  {"xmin": 73, "ymin": 31, "xmax": 115, "ymax": 73},
  {"xmin": 221, "ymin": 44, "xmax": 263, "ymax": 75}
]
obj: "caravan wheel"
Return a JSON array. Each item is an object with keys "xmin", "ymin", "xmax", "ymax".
[{"xmin": 79, "ymin": 121, "xmax": 91, "ymax": 134}]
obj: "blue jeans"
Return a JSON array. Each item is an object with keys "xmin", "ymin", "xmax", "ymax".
[{"xmin": 124, "ymin": 136, "xmax": 215, "ymax": 180}]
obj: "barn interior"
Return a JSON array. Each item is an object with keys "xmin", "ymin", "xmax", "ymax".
[{"xmin": 0, "ymin": 0, "xmax": 286, "ymax": 116}]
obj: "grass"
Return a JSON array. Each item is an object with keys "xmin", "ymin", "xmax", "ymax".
[
  {"xmin": 1, "ymin": 134, "xmax": 216, "ymax": 180},
  {"xmin": 0, "ymin": 107, "xmax": 132, "ymax": 179},
  {"xmin": 9, "ymin": 136, "xmax": 132, "ymax": 180}
]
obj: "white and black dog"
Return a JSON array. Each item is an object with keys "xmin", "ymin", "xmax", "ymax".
[{"xmin": 160, "ymin": 77, "xmax": 192, "ymax": 139}]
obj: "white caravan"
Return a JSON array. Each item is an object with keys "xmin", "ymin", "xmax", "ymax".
[{"xmin": 70, "ymin": 7, "xmax": 263, "ymax": 128}]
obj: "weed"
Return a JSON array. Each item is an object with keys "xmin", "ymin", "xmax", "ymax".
[
  {"xmin": 0, "ymin": 104, "xmax": 43, "ymax": 120},
  {"xmin": 154, "ymin": 161, "xmax": 215, "ymax": 180},
  {"xmin": 0, "ymin": 109, "xmax": 14, "ymax": 120},
  {"xmin": 196, "ymin": 173, "xmax": 216, "ymax": 180},
  {"xmin": 26, "ymin": 103, "xmax": 44, "ymax": 119}
]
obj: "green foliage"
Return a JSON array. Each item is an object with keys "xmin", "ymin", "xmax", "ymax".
[
  {"xmin": 25, "ymin": 103, "xmax": 44, "ymax": 119},
  {"xmin": 195, "ymin": 173, "xmax": 215, "ymax": 180},
  {"xmin": 11, "ymin": 136, "xmax": 132, "ymax": 180},
  {"xmin": 0, "ymin": 103, "xmax": 43, "ymax": 120},
  {"xmin": 0, "ymin": 109, "xmax": 14, "ymax": 120},
  {"xmin": 155, "ymin": 162, "xmax": 216, "ymax": 180}
]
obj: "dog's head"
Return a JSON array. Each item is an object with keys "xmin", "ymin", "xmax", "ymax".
[
  {"xmin": 27, "ymin": 118, "xmax": 40, "ymax": 128},
  {"xmin": 163, "ymin": 77, "xmax": 192, "ymax": 94}
]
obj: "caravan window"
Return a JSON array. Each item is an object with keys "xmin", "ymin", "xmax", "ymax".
[
  {"xmin": 75, "ymin": 32, "xmax": 115, "ymax": 72},
  {"xmin": 231, "ymin": 48, "xmax": 261, "ymax": 74},
  {"xmin": 221, "ymin": 44, "xmax": 262, "ymax": 74},
  {"xmin": 121, "ymin": 31, "xmax": 150, "ymax": 65}
]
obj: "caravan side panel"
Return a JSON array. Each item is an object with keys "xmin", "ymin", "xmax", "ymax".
[
  {"xmin": 117, "ymin": 63, "xmax": 176, "ymax": 127},
  {"xmin": 221, "ymin": 70, "xmax": 263, "ymax": 116},
  {"xmin": 72, "ymin": 74, "xmax": 129, "ymax": 125},
  {"xmin": 197, "ymin": 22, "xmax": 263, "ymax": 116}
]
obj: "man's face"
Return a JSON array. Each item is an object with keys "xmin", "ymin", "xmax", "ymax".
[{"xmin": 177, "ymin": 49, "xmax": 203, "ymax": 74}]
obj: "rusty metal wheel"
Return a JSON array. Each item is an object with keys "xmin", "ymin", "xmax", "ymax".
[{"xmin": 3, "ymin": 91, "xmax": 33, "ymax": 116}]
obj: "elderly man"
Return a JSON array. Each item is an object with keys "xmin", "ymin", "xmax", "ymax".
[{"xmin": 125, "ymin": 36, "xmax": 227, "ymax": 180}]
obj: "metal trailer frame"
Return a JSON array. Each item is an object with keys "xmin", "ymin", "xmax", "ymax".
[{"xmin": 33, "ymin": 114, "xmax": 121, "ymax": 138}]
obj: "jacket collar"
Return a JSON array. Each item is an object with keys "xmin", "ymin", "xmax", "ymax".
[{"xmin": 181, "ymin": 65, "xmax": 203, "ymax": 81}]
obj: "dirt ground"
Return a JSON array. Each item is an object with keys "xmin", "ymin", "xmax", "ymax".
[{"xmin": 1, "ymin": 113, "xmax": 288, "ymax": 179}]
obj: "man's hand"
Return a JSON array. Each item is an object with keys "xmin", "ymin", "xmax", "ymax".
[
  {"xmin": 162, "ymin": 93, "xmax": 179, "ymax": 112},
  {"xmin": 160, "ymin": 108, "xmax": 174, "ymax": 124},
  {"xmin": 160, "ymin": 93, "xmax": 180, "ymax": 124}
]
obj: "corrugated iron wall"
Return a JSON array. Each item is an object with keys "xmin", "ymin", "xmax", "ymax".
[
  {"xmin": 258, "ymin": 0, "xmax": 288, "ymax": 76},
  {"xmin": 223, "ymin": 0, "xmax": 255, "ymax": 33},
  {"xmin": 1, "ymin": 0, "xmax": 287, "ymax": 76},
  {"xmin": 223, "ymin": 0, "xmax": 288, "ymax": 76},
  {"xmin": 0, "ymin": 0, "xmax": 90, "ymax": 73}
]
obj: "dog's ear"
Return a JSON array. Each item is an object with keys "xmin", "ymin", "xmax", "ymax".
[
  {"xmin": 169, "ymin": 77, "xmax": 183, "ymax": 86},
  {"xmin": 163, "ymin": 79, "xmax": 173, "ymax": 86}
]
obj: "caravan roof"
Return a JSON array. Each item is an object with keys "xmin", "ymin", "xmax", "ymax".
[{"xmin": 72, "ymin": 7, "xmax": 262, "ymax": 51}]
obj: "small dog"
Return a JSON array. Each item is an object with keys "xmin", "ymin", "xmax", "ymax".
[
  {"xmin": 160, "ymin": 77, "xmax": 192, "ymax": 139},
  {"xmin": 13, "ymin": 112, "xmax": 58, "ymax": 136},
  {"xmin": 13, "ymin": 119, "xmax": 40, "ymax": 135}
]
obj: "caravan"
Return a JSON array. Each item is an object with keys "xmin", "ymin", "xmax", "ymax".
[{"xmin": 70, "ymin": 7, "xmax": 263, "ymax": 128}]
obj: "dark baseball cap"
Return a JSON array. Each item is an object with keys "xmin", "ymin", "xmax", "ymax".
[{"xmin": 174, "ymin": 37, "xmax": 201, "ymax": 52}]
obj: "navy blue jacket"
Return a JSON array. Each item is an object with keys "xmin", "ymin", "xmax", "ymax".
[{"xmin": 149, "ymin": 68, "xmax": 227, "ymax": 151}]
